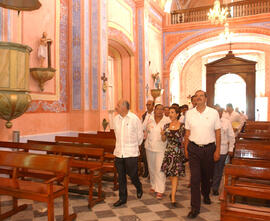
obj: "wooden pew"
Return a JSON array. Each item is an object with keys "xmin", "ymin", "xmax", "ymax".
[
  {"xmin": 79, "ymin": 130, "xmax": 115, "ymax": 139},
  {"xmin": 221, "ymin": 164, "xmax": 270, "ymax": 221},
  {"xmin": 238, "ymin": 131, "xmax": 270, "ymax": 141},
  {"xmin": 54, "ymin": 136, "xmax": 118, "ymax": 190},
  {"xmin": 0, "ymin": 150, "xmax": 76, "ymax": 221},
  {"xmin": 0, "ymin": 141, "xmax": 105, "ymax": 208},
  {"xmin": 242, "ymin": 121, "xmax": 270, "ymax": 133},
  {"xmin": 232, "ymin": 141, "xmax": 270, "ymax": 167}
]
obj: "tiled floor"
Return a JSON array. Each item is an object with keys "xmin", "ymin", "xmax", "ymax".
[{"xmin": 0, "ymin": 166, "xmax": 221, "ymax": 221}]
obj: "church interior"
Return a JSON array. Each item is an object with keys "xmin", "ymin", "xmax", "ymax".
[{"xmin": 0, "ymin": 0, "xmax": 270, "ymax": 220}]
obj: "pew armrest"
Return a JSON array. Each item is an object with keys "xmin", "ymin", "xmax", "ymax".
[{"xmin": 44, "ymin": 175, "xmax": 65, "ymax": 184}]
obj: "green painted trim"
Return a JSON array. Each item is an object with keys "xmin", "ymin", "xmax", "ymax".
[
  {"xmin": 0, "ymin": 41, "xmax": 32, "ymax": 53},
  {"xmin": 30, "ymin": 68, "xmax": 56, "ymax": 72}
]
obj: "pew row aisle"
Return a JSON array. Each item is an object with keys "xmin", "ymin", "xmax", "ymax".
[{"xmin": 220, "ymin": 121, "xmax": 270, "ymax": 221}]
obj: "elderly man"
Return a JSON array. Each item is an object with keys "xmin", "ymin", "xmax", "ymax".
[
  {"xmin": 212, "ymin": 107, "xmax": 235, "ymax": 196},
  {"xmin": 113, "ymin": 100, "xmax": 144, "ymax": 207},
  {"xmin": 144, "ymin": 104, "xmax": 170, "ymax": 199},
  {"xmin": 184, "ymin": 90, "xmax": 221, "ymax": 219},
  {"xmin": 223, "ymin": 103, "xmax": 244, "ymax": 135},
  {"xmin": 141, "ymin": 100, "xmax": 155, "ymax": 177}
]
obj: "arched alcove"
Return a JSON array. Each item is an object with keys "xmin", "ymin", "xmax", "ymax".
[{"xmin": 205, "ymin": 51, "xmax": 256, "ymax": 120}]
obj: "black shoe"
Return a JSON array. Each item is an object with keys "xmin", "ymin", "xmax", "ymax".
[
  {"xmin": 213, "ymin": 190, "xmax": 219, "ymax": 196},
  {"xmin": 187, "ymin": 209, "xmax": 200, "ymax": 219},
  {"xmin": 171, "ymin": 202, "xmax": 177, "ymax": 208},
  {"xmin": 113, "ymin": 200, "xmax": 126, "ymax": 207},
  {"xmin": 137, "ymin": 188, "xmax": 143, "ymax": 199},
  {"xmin": 203, "ymin": 197, "xmax": 211, "ymax": 204}
]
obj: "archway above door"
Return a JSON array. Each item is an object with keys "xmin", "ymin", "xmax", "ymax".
[{"xmin": 205, "ymin": 51, "xmax": 256, "ymax": 120}]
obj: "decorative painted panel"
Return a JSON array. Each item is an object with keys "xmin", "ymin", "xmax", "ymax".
[
  {"xmin": 101, "ymin": 0, "xmax": 107, "ymax": 110},
  {"xmin": 0, "ymin": 8, "xmax": 2, "ymax": 40},
  {"xmin": 7, "ymin": 10, "xmax": 11, "ymax": 41},
  {"xmin": 91, "ymin": 0, "xmax": 99, "ymax": 110},
  {"xmin": 164, "ymin": 78, "xmax": 169, "ymax": 106},
  {"xmin": 72, "ymin": 0, "xmax": 81, "ymax": 110},
  {"xmin": 84, "ymin": 0, "xmax": 90, "ymax": 110},
  {"xmin": 138, "ymin": 8, "xmax": 144, "ymax": 111}
]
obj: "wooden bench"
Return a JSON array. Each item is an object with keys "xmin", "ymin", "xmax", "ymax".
[
  {"xmin": 0, "ymin": 141, "xmax": 105, "ymax": 208},
  {"xmin": 242, "ymin": 121, "xmax": 270, "ymax": 133},
  {"xmin": 79, "ymin": 130, "xmax": 115, "ymax": 139},
  {"xmin": 54, "ymin": 136, "xmax": 118, "ymax": 190},
  {"xmin": 0, "ymin": 150, "xmax": 76, "ymax": 221},
  {"xmin": 221, "ymin": 164, "xmax": 270, "ymax": 221},
  {"xmin": 238, "ymin": 131, "xmax": 270, "ymax": 141}
]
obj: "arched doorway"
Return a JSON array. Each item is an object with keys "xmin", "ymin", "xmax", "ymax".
[
  {"xmin": 214, "ymin": 73, "xmax": 246, "ymax": 112},
  {"xmin": 206, "ymin": 51, "xmax": 256, "ymax": 120}
]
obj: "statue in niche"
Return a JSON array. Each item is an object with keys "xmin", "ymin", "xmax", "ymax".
[
  {"xmin": 38, "ymin": 32, "xmax": 48, "ymax": 67},
  {"xmin": 152, "ymin": 72, "xmax": 161, "ymax": 89}
]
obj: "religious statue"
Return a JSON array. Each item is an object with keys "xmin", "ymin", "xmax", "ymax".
[
  {"xmin": 152, "ymin": 72, "xmax": 161, "ymax": 89},
  {"xmin": 38, "ymin": 32, "xmax": 48, "ymax": 67}
]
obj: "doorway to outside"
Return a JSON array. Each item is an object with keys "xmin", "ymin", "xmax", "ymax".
[{"xmin": 214, "ymin": 73, "xmax": 246, "ymax": 113}]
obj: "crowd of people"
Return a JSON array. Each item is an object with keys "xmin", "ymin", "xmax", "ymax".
[{"xmin": 112, "ymin": 90, "xmax": 247, "ymax": 219}]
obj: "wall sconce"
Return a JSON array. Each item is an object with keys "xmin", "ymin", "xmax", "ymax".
[
  {"xmin": 101, "ymin": 73, "xmax": 108, "ymax": 92},
  {"xmin": 102, "ymin": 118, "xmax": 109, "ymax": 132},
  {"xmin": 30, "ymin": 67, "xmax": 56, "ymax": 91}
]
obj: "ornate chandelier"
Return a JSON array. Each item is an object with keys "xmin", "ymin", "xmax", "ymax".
[
  {"xmin": 219, "ymin": 22, "xmax": 233, "ymax": 42},
  {"xmin": 208, "ymin": 0, "xmax": 228, "ymax": 25}
]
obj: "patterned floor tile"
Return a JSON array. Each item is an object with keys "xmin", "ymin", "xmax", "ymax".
[{"xmin": 0, "ymin": 165, "xmax": 221, "ymax": 221}]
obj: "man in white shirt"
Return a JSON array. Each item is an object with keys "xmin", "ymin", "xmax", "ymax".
[
  {"xmin": 179, "ymin": 104, "xmax": 189, "ymax": 124},
  {"xmin": 113, "ymin": 100, "xmax": 144, "ymax": 207},
  {"xmin": 212, "ymin": 108, "xmax": 235, "ymax": 196},
  {"xmin": 164, "ymin": 106, "xmax": 170, "ymax": 117},
  {"xmin": 141, "ymin": 100, "xmax": 155, "ymax": 177},
  {"xmin": 144, "ymin": 104, "xmax": 170, "ymax": 199},
  {"xmin": 223, "ymin": 103, "xmax": 244, "ymax": 135},
  {"xmin": 184, "ymin": 90, "xmax": 221, "ymax": 219},
  {"xmin": 142, "ymin": 100, "xmax": 155, "ymax": 127}
]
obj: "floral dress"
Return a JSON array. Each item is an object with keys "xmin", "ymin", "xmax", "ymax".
[{"xmin": 161, "ymin": 123, "xmax": 186, "ymax": 177}]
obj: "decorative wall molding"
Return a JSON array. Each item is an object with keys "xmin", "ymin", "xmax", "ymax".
[
  {"xmin": 72, "ymin": 0, "xmax": 82, "ymax": 110},
  {"xmin": 138, "ymin": 8, "xmax": 144, "ymax": 111},
  {"xmin": 91, "ymin": 0, "xmax": 99, "ymax": 110}
]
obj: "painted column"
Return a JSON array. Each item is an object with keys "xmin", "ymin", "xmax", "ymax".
[
  {"xmin": 84, "ymin": 0, "xmax": 90, "ymax": 111},
  {"xmin": 100, "ymin": 0, "xmax": 108, "ymax": 111},
  {"xmin": 91, "ymin": 0, "xmax": 99, "ymax": 111},
  {"xmin": 91, "ymin": 0, "xmax": 108, "ymax": 130},
  {"xmin": 71, "ymin": 0, "xmax": 82, "ymax": 110},
  {"xmin": 136, "ymin": 1, "xmax": 145, "ymax": 112},
  {"xmin": 0, "ymin": 8, "xmax": 2, "ymax": 40},
  {"xmin": 163, "ymin": 70, "xmax": 170, "ymax": 106}
]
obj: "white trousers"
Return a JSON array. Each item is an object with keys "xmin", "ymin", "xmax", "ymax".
[{"xmin": 146, "ymin": 149, "xmax": 166, "ymax": 193}]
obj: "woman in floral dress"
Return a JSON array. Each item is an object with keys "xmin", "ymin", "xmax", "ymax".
[{"xmin": 161, "ymin": 106, "xmax": 186, "ymax": 206}]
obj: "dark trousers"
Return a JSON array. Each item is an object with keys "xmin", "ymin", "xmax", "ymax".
[
  {"xmin": 188, "ymin": 141, "xmax": 216, "ymax": 211},
  {"xmin": 115, "ymin": 157, "xmax": 142, "ymax": 202},
  {"xmin": 212, "ymin": 154, "xmax": 227, "ymax": 192}
]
